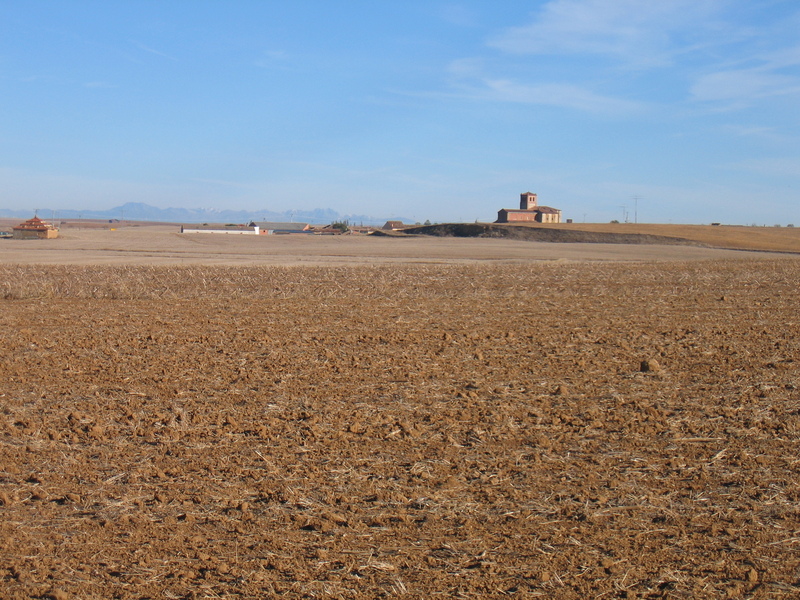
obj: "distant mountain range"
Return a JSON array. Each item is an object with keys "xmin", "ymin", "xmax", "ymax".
[{"xmin": 0, "ymin": 202, "xmax": 412, "ymax": 226}]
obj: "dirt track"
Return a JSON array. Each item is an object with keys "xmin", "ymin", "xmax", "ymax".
[{"xmin": 1, "ymin": 258, "xmax": 799, "ymax": 599}]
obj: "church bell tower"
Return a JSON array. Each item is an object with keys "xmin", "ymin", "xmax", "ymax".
[{"xmin": 520, "ymin": 192, "xmax": 538, "ymax": 210}]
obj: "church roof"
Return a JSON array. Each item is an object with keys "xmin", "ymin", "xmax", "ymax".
[{"xmin": 500, "ymin": 206, "xmax": 561, "ymax": 214}]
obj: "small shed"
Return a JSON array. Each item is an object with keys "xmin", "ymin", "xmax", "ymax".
[{"xmin": 12, "ymin": 216, "xmax": 59, "ymax": 239}]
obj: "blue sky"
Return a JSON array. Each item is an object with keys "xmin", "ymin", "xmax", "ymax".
[{"xmin": 1, "ymin": 1, "xmax": 799, "ymax": 224}]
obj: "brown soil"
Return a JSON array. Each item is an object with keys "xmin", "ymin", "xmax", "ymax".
[{"xmin": 1, "ymin": 260, "xmax": 799, "ymax": 599}]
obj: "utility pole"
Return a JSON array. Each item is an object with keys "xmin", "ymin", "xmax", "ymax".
[{"xmin": 632, "ymin": 195, "xmax": 642, "ymax": 224}]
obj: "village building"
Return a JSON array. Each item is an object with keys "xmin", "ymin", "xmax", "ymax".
[
  {"xmin": 496, "ymin": 192, "xmax": 562, "ymax": 224},
  {"xmin": 12, "ymin": 215, "xmax": 59, "ymax": 239},
  {"xmin": 180, "ymin": 224, "xmax": 260, "ymax": 235},
  {"xmin": 382, "ymin": 220, "xmax": 406, "ymax": 231},
  {"xmin": 249, "ymin": 222, "xmax": 312, "ymax": 234}
]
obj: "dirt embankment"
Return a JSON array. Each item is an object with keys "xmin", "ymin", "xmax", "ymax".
[
  {"xmin": 391, "ymin": 223, "xmax": 704, "ymax": 246},
  {"xmin": 383, "ymin": 222, "xmax": 800, "ymax": 254}
]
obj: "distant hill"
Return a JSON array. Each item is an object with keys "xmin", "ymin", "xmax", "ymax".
[{"xmin": 0, "ymin": 202, "xmax": 410, "ymax": 227}]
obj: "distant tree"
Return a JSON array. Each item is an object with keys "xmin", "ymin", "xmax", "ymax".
[
  {"xmin": 610, "ymin": 220, "xmax": 620, "ymax": 224},
  {"xmin": 331, "ymin": 220, "xmax": 350, "ymax": 233},
  {"xmin": 424, "ymin": 219, "xmax": 431, "ymax": 226}
]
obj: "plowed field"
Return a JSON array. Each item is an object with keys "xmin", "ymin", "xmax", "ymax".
[{"xmin": 1, "ymin": 260, "xmax": 799, "ymax": 599}]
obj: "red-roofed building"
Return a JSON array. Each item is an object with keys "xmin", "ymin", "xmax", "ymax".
[{"xmin": 12, "ymin": 216, "xmax": 59, "ymax": 239}]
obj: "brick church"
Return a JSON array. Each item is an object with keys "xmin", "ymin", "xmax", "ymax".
[{"xmin": 496, "ymin": 192, "xmax": 562, "ymax": 224}]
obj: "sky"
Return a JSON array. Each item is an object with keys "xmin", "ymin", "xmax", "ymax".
[{"xmin": 1, "ymin": 1, "xmax": 799, "ymax": 225}]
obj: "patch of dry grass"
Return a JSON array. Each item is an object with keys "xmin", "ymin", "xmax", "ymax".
[{"xmin": 533, "ymin": 222, "xmax": 800, "ymax": 253}]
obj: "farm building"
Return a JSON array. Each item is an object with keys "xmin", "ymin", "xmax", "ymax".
[
  {"xmin": 382, "ymin": 221, "xmax": 406, "ymax": 231},
  {"xmin": 12, "ymin": 215, "xmax": 59, "ymax": 239},
  {"xmin": 180, "ymin": 224, "xmax": 259, "ymax": 235},
  {"xmin": 249, "ymin": 222, "xmax": 312, "ymax": 234},
  {"xmin": 496, "ymin": 192, "xmax": 562, "ymax": 224}
]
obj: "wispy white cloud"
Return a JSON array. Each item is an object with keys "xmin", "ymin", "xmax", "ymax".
[
  {"xmin": 728, "ymin": 156, "xmax": 800, "ymax": 178},
  {"xmin": 442, "ymin": 57, "xmax": 644, "ymax": 115},
  {"xmin": 690, "ymin": 40, "xmax": 800, "ymax": 108},
  {"xmin": 479, "ymin": 79, "xmax": 644, "ymax": 114},
  {"xmin": 436, "ymin": 0, "xmax": 731, "ymax": 116},
  {"xmin": 721, "ymin": 124, "xmax": 789, "ymax": 143},
  {"xmin": 488, "ymin": 0, "xmax": 719, "ymax": 67},
  {"xmin": 254, "ymin": 50, "xmax": 287, "ymax": 65},
  {"xmin": 134, "ymin": 42, "xmax": 179, "ymax": 61},
  {"xmin": 447, "ymin": 57, "xmax": 484, "ymax": 79},
  {"xmin": 484, "ymin": 0, "xmax": 800, "ymax": 113},
  {"xmin": 691, "ymin": 68, "xmax": 800, "ymax": 105},
  {"xmin": 438, "ymin": 4, "xmax": 479, "ymax": 28},
  {"xmin": 761, "ymin": 44, "xmax": 800, "ymax": 70}
]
